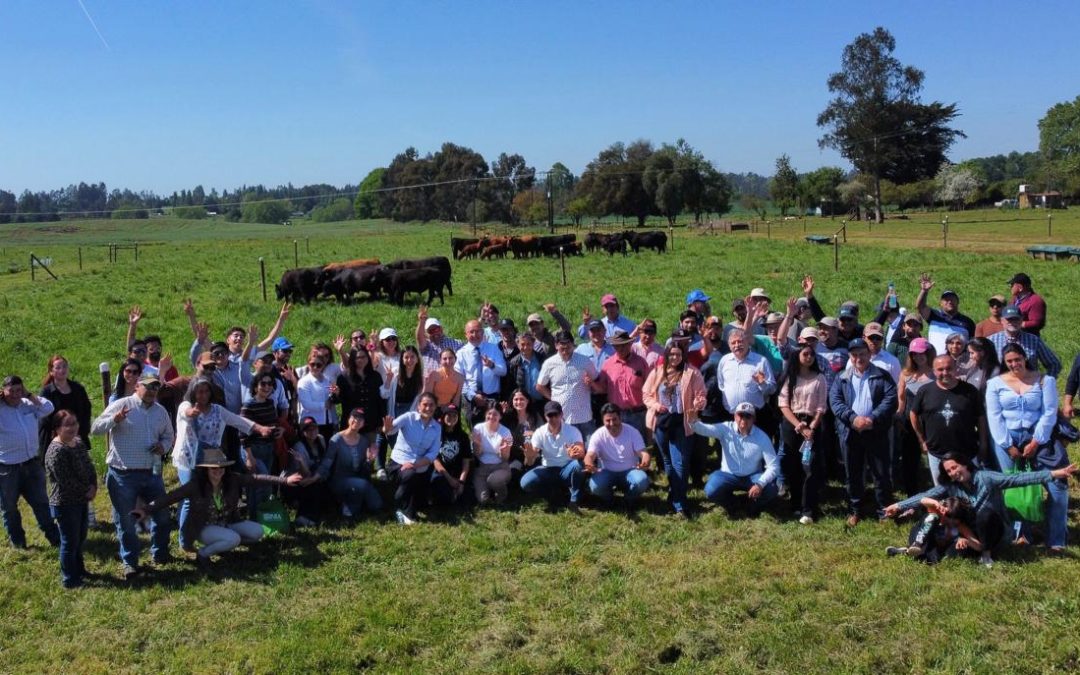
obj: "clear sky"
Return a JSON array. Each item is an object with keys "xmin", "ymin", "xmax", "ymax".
[{"xmin": 1, "ymin": 1, "xmax": 1076, "ymax": 194}]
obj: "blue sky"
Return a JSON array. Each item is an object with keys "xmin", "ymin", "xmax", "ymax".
[{"xmin": 1, "ymin": 1, "xmax": 1076, "ymax": 194}]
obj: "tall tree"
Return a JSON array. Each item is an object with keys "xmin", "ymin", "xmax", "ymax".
[
  {"xmin": 0, "ymin": 189, "xmax": 16, "ymax": 224},
  {"xmin": 487, "ymin": 152, "xmax": 534, "ymax": 224},
  {"xmin": 817, "ymin": 27, "xmax": 964, "ymax": 222},
  {"xmin": 577, "ymin": 140, "xmax": 656, "ymax": 226},
  {"xmin": 355, "ymin": 168, "xmax": 387, "ymax": 219},
  {"xmin": 1038, "ymin": 95, "xmax": 1080, "ymax": 195},
  {"xmin": 800, "ymin": 167, "xmax": 846, "ymax": 216},
  {"xmin": 769, "ymin": 154, "xmax": 799, "ymax": 216}
]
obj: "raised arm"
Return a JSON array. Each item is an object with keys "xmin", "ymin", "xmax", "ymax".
[
  {"xmin": 126, "ymin": 305, "xmax": 142, "ymax": 352},
  {"xmin": 257, "ymin": 302, "xmax": 291, "ymax": 350},
  {"xmin": 915, "ymin": 273, "xmax": 933, "ymax": 322}
]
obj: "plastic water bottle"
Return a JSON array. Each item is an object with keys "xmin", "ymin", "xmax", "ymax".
[
  {"xmin": 800, "ymin": 439, "xmax": 814, "ymax": 466},
  {"xmin": 887, "ymin": 282, "xmax": 897, "ymax": 309},
  {"xmin": 152, "ymin": 454, "xmax": 163, "ymax": 476}
]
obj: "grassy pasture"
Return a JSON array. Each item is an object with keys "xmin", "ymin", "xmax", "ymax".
[{"xmin": 1, "ymin": 210, "xmax": 1080, "ymax": 673}]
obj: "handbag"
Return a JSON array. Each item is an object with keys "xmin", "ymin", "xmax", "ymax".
[
  {"xmin": 1003, "ymin": 459, "xmax": 1045, "ymax": 523},
  {"xmin": 256, "ymin": 494, "xmax": 290, "ymax": 536}
]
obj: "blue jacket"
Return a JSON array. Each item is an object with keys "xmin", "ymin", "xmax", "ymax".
[{"xmin": 829, "ymin": 363, "xmax": 897, "ymax": 446}]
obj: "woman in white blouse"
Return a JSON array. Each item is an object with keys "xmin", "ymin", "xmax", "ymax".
[{"xmin": 471, "ymin": 405, "xmax": 513, "ymax": 505}]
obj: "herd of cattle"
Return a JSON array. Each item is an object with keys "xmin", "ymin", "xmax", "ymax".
[
  {"xmin": 450, "ymin": 229, "xmax": 668, "ymax": 260},
  {"xmin": 276, "ymin": 256, "xmax": 452, "ymax": 306},
  {"xmin": 274, "ymin": 229, "xmax": 670, "ymax": 307}
]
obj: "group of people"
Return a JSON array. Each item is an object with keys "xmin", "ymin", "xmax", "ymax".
[{"xmin": 2, "ymin": 270, "xmax": 1078, "ymax": 588}]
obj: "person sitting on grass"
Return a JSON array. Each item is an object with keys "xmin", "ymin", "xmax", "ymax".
[
  {"xmin": 584, "ymin": 404, "xmax": 651, "ymax": 510},
  {"xmin": 470, "ymin": 405, "xmax": 514, "ymax": 506},
  {"xmin": 280, "ymin": 416, "xmax": 334, "ymax": 527},
  {"xmin": 885, "ymin": 496, "xmax": 982, "ymax": 564},
  {"xmin": 301, "ymin": 408, "xmax": 382, "ymax": 522},
  {"xmin": 132, "ymin": 447, "xmax": 301, "ymax": 572},
  {"xmin": 689, "ymin": 401, "xmax": 780, "ymax": 518},
  {"xmin": 430, "ymin": 405, "xmax": 473, "ymax": 508},
  {"xmin": 883, "ymin": 452, "xmax": 1077, "ymax": 567},
  {"xmin": 383, "ymin": 392, "xmax": 441, "ymax": 525}
]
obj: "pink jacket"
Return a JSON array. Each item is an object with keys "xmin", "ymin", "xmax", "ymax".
[{"xmin": 642, "ymin": 366, "xmax": 706, "ymax": 436}]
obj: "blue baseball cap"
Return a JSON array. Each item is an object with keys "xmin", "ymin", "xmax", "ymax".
[
  {"xmin": 271, "ymin": 337, "xmax": 294, "ymax": 351},
  {"xmin": 686, "ymin": 289, "xmax": 711, "ymax": 305}
]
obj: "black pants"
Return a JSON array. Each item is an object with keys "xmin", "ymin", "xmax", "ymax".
[
  {"xmin": 779, "ymin": 418, "xmax": 824, "ymax": 518},
  {"xmin": 818, "ymin": 410, "xmax": 843, "ymax": 482},
  {"xmin": 976, "ymin": 508, "xmax": 1006, "ymax": 554},
  {"xmin": 894, "ymin": 418, "xmax": 924, "ymax": 498},
  {"xmin": 386, "ymin": 460, "xmax": 432, "ymax": 519},
  {"xmin": 282, "ymin": 483, "xmax": 335, "ymax": 523},
  {"xmin": 841, "ymin": 429, "xmax": 893, "ymax": 517}
]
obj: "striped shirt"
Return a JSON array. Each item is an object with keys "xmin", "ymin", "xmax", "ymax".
[{"xmin": 989, "ymin": 330, "xmax": 1061, "ymax": 377}]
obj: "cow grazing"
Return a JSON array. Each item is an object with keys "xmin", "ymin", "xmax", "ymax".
[
  {"xmin": 562, "ymin": 241, "xmax": 583, "ymax": 256},
  {"xmin": 321, "ymin": 265, "xmax": 385, "ymax": 303},
  {"xmin": 386, "ymin": 266, "xmax": 448, "ymax": 306},
  {"xmin": 626, "ymin": 230, "xmax": 667, "ymax": 253},
  {"xmin": 457, "ymin": 242, "xmax": 483, "ymax": 260},
  {"xmin": 480, "ymin": 243, "xmax": 509, "ymax": 259},
  {"xmin": 537, "ymin": 233, "xmax": 576, "ymax": 257},
  {"xmin": 451, "ymin": 237, "xmax": 486, "ymax": 259},
  {"xmin": 604, "ymin": 236, "xmax": 628, "ymax": 257},
  {"xmin": 584, "ymin": 232, "xmax": 607, "ymax": 253},
  {"xmin": 275, "ymin": 267, "xmax": 323, "ymax": 304}
]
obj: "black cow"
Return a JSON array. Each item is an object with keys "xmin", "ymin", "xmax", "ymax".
[
  {"xmin": 321, "ymin": 265, "xmax": 386, "ymax": 303},
  {"xmin": 604, "ymin": 236, "xmax": 628, "ymax": 256},
  {"xmin": 275, "ymin": 267, "xmax": 323, "ymax": 304},
  {"xmin": 386, "ymin": 256, "xmax": 453, "ymax": 296},
  {"xmin": 386, "ymin": 266, "xmax": 448, "ymax": 306},
  {"xmin": 626, "ymin": 230, "xmax": 667, "ymax": 253},
  {"xmin": 584, "ymin": 232, "xmax": 606, "ymax": 253},
  {"xmin": 537, "ymin": 234, "xmax": 576, "ymax": 257}
]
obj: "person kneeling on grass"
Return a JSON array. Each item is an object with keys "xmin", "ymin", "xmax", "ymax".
[
  {"xmin": 885, "ymin": 496, "xmax": 983, "ymax": 564},
  {"xmin": 689, "ymin": 401, "xmax": 780, "ymax": 518},
  {"xmin": 298, "ymin": 407, "xmax": 382, "ymax": 523},
  {"xmin": 132, "ymin": 447, "xmax": 301, "ymax": 572},
  {"xmin": 584, "ymin": 403, "xmax": 650, "ymax": 509},
  {"xmin": 883, "ymin": 452, "xmax": 1077, "ymax": 567}
]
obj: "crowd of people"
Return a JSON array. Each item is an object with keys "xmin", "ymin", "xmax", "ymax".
[{"xmin": 1, "ymin": 270, "xmax": 1078, "ymax": 588}]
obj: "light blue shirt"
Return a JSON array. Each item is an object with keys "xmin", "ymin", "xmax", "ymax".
[
  {"xmin": 190, "ymin": 340, "xmax": 252, "ymax": 413},
  {"xmin": 388, "ymin": 412, "xmax": 441, "ymax": 465},
  {"xmin": 0, "ymin": 397, "xmax": 54, "ymax": 465},
  {"xmin": 985, "ymin": 375, "xmax": 1057, "ymax": 450},
  {"xmin": 455, "ymin": 341, "xmax": 507, "ymax": 400},
  {"xmin": 691, "ymin": 420, "xmax": 779, "ymax": 487},
  {"xmin": 849, "ymin": 369, "xmax": 875, "ymax": 417},
  {"xmin": 574, "ymin": 342, "xmax": 614, "ymax": 373},
  {"xmin": 716, "ymin": 351, "xmax": 775, "ymax": 413}
]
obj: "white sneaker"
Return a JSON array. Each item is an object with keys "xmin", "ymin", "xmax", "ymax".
[
  {"xmin": 980, "ymin": 551, "xmax": 994, "ymax": 568},
  {"xmin": 395, "ymin": 510, "xmax": 416, "ymax": 525},
  {"xmin": 375, "ymin": 468, "xmax": 388, "ymax": 482},
  {"xmin": 341, "ymin": 504, "xmax": 353, "ymax": 518},
  {"xmin": 798, "ymin": 515, "xmax": 814, "ymax": 525}
]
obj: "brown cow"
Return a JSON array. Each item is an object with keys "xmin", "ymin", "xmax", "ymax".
[
  {"xmin": 480, "ymin": 243, "xmax": 509, "ymax": 259},
  {"xmin": 458, "ymin": 242, "xmax": 483, "ymax": 260},
  {"xmin": 509, "ymin": 235, "xmax": 540, "ymax": 259},
  {"xmin": 323, "ymin": 258, "xmax": 381, "ymax": 272}
]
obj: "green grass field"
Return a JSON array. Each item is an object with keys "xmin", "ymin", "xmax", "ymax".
[{"xmin": 1, "ymin": 210, "xmax": 1079, "ymax": 673}]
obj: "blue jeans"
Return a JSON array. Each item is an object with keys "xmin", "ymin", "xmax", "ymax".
[
  {"xmin": 704, "ymin": 470, "xmax": 778, "ymax": 515},
  {"xmin": 241, "ymin": 442, "xmax": 275, "ymax": 516},
  {"xmin": 176, "ymin": 466, "xmax": 194, "ymax": 550},
  {"xmin": 106, "ymin": 468, "xmax": 170, "ymax": 567},
  {"xmin": 520, "ymin": 461, "xmax": 584, "ymax": 503},
  {"xmin": 0, "ymin": 459, "xmax": 59, "ymax": 548},
  {"xmin": 50, "ymin": 503, "xmax": 88, "ymax": 587},
  {"xmin": 653, "ymin": 417, "xmax": 689, "ymax": 512},
  {"xmin": 331, "ymin": 477, "xmax": 383, "ymax": 516},
  {"xmin": 588, "ymin": 468, "xmax": 649, "ymax": 505}
]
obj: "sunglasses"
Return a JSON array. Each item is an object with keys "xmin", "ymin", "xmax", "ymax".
[
  {"xmin": 310, "ymin": 362, "xmax": 325, "ymax": 369},
  {"xmin": 867, "ymin": 335, "xmax": 884, "ymax": 341},
  {"xmin": 545, "ymin": 412, "xmax": 561, "ymax": 418},
  {"xmin": 351, "ymin": 335, "xmax": 365, "ymax": 341},
  {"xmin": 142, "ymin": 383, "xmax": 161, "ymax": 391},
  {"xmin": 131, "ymin": 348, "xmax": 147, "ymax": 354}
]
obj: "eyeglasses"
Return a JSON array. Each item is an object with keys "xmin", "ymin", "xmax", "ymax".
[
  {"xmin": 351, "ymin": 334, "xmax": 365, "ymax": 341},
  {"xmin": 310, "ymin": 362, "xmax": 325, "ymax": 369},
  {"xmin": 866, "ymin": 335, "xmax": 884, "ymax": 342},
  {"xmin": 131, "ymin": 348, "xmax": 147, "ymax": 354},
  {"xmin": 202, "ymin": 364, "xmax": 217, "ymax": 371}
]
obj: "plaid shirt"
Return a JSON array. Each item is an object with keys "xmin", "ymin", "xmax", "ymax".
[
  {"xmin": 91, "ymin": 394, "xmax": 174, "ymax": 470},
  {"xmin": 989, "ymin": 330, "xmax": 1061, "ymax": 377}
]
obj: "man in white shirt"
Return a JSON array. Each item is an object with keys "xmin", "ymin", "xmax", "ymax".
[
  {"xmin": 455, "ymin": 320, "xmax": 508, "ymax": 426},
  {"xmin": 584, "ymin": 404, "xmax": 650, "ymax": 509},
  {"xmin": 716, "ymin": 328, "xmax": 775, "ymax": 423},
  {"xmin": 519, "ymin": 401, "xmax": 586, "ymax": 510},
  {"xmin": 0, "ymin": 375, "xmax": 60, "ymax": 549}
]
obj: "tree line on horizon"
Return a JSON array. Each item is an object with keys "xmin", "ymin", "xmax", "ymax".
[{"xmin": 2, "ymin": 28, "xmax": 1076, "ymax": 226}]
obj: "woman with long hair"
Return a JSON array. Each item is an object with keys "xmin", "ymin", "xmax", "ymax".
[
  {"xmin": 373, "ymin": 327, "xmax": 402, "ymax": 382},
  {"xmin": 777, "ymin": 344, "xmax": 828, "ymax": 524},
  {"xmin": 303, "ymin": 408, "xmax": 382, "ymax": 521},
  {"xmin": 379, "ymin": 345, "xmax": 423, "ymax": 474},
  {"xmin": 985, "ymin": 343, "xmax": 1062, "ymax": 548},
  {"xmin": 39, "ymin": 355, "xmax": 92, "ymax": 451},
  {"xmin": 959, "ymin": 337, "xmax": 998, "ymax": 394},
  {"xmin": 109, "ymin": 358, "xmax": 143, "ymax": 403},
  {"xmin": 133, "ymin": 448, "xmax": 301, "ymax": 572},
  {"xmin": 895, "ymin": 337, "xmax": 935, "ymax": 496},
  {"xmin": 297, "ymin": 349, "xmax": 338, "ymax": 442},
  {"xmin": 505, "ymin": 388, "xmax": 541, "ymax": 483},
  {"xmin": 335, "ymin": 346, "xmax": 384, "ymax": 437},
  {"xmin": 643, "ymin": 342, "xmax": 706, "ymax": 518},
  {"xmin": 282, "ymin": 416, "xmax": 334, "ymax": 526},
  {"xmin": 423, "ymin": 347, "xmax": 464, "ymax": 408},
  {"xmin": 471, "ymin": 405, "xmax": 513, "ymax": 505}
]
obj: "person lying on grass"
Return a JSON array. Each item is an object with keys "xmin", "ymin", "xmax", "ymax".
[
  {"xmin": 883, "ymin": 453, "xmax": 1077, "ymax": 567},
  {"xmin": 885, "ymin": 496, "xmax": 982, "ymax": 564},
  {"xmin": 132, "ymin": 447, "xmax": 301, "ymax": 572}
]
